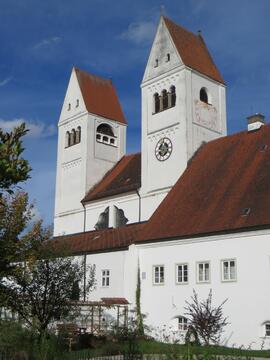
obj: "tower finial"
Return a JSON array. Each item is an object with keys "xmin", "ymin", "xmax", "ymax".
[{"xmin": 160, "ymin": 5, "xmax": 166, "ymax": 16}]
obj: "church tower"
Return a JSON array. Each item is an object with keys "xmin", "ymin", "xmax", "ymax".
[
  {"xmin": 140, "ymin": 16, "xmax": 227, "ymax": 220},
  {"xmin": 54, "ymin": 68, "xmax": 127, "ymax": 236}
]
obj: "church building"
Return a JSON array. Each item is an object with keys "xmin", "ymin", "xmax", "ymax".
[{"xmin": 54, "ymin": 16, "xmax": 270, "ymax": 348}]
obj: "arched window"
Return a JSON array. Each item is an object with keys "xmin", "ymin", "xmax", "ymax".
[
  {"xmin": 162, "ymin": 89, "xmax": 168, "ymax": 110},
  {"xmin": 154, "ymin": 93, "xmax": 160, "ymax": 113},
  {"xmin": 170, "ymin": 86, "xmax": 176, "ymax": 107},
  {"xmin": 65, "ymin": 131, "xmax": 70, "ymax": 148},
  {"xmin": 96, "ymin": 124, "xmax": 114, "ymax": 137},
  {"xmin": 96, "ymin": 123, "xmax": 116, "ymax": 146},
  {"xmin": 200, "ymin": 87, "xmax": 208, "ymax": 104},
  {"xmin": 70, "ymin": 129, "xmax": 76, "ymax": 146},
  {"xmin": 75, "ymin": 126, "xmax": 81, "ymax": 144}
]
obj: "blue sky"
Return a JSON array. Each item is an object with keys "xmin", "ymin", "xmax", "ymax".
[{"xmin": 1, "ymin": 0, "xmax": 270, "ymax": 225}]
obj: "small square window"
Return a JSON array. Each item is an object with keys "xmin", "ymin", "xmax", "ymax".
[
  {"xmin": 221, "ymin": 259, "xmax": 237, "ymax": 281},
  {"xmin": 101, "ymin": 269, "xmax": 110, "ymax": 287},
  {"xmin": 178, "ymin": 317, "xmax": 188, "ymax": 331},
  {"xmin": 176, "ymin": 264, "xmax": 188, "ymax": 284},
  {"xmin": 153, "ymin": 265, "xmax": 164, "ymax": 285},
  {"xmin": 265, "ymin": 324, "xmax": 270, "ymax": 337},
  {"xmin": 197, "ymin": 262, "xmax": 210, "ymax": 283}
]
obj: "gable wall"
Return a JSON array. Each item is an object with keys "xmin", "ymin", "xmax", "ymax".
[{"xmin": 137, "ymin": 230, "xmax": 270, "ymax": 348}]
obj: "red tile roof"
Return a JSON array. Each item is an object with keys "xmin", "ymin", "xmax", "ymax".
[
  {"xmin": 163, "ymin": 17, "xmax": 225, "ymax": 84},
  {"xmin": 82, "ymin": 153, "xmax": 141, "ymax": 203},
  {"xmin": 75, "ymin": 67, "xmax": 127, "ymax": 124},
  {"xmin": 101, "ymin": 298, "xmax": 129, "ymax": 305},
  {"xmin": 53, "ymin": 222, "xmax": 144, "ymax": 255},
  {"xmin": 140, "ymin": 124, "xmax": 270, "ymax": 242}
]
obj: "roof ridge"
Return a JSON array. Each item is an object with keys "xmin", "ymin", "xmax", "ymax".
[
  {"xmin": 207, "ymin": 122, "xmax": 270, "ymax": 147},
  {"xmin": 163, "ymin": 16, "xmax": 198, "ymax": 38},
  {"xmin": 74, "ymin": 66, "xmax": 112, "ymax": 84}
]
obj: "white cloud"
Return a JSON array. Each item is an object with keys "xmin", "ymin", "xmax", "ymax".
[
  {"xmin": 0, "ymin": 119, "xmax": 56, "ymax": 138},
  {"xmin": 32, "ymin": 36, "xmax": 62, "ymax": 50},
  {"xmin": 0, "ymin": 77, "xmax": 12, "ymax": 87},
  {"xmin": 119, "ymin": 20, "xmax": 156, "ymax": 44}
]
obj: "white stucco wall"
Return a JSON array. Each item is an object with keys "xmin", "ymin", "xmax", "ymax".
[
  {"xmin": 137, "ymin": 230, "xmax": 270, "ymax": 349},
  {"xmin": 83, "ymin": 244, "xmax": 138, "ymax": 308}
]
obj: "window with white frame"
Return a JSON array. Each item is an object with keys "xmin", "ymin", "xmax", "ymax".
[
  {"xmin": 197, "ymin": 261, "xmax": 210, "ymax": 283},
  {"xmin": 101, "ymin": 270, "xmax": 110, "ymax": 287},
  {"xmin": 178, "ymin": 316, "xmax": 188, "ymax": 331},
  {"xmin": 153, "ymin": 265, "xmax": 164, "ymax": 285},
  {"xmin": 265, "ymin": 323, "xmax": 270, "ymax": 337},
  {"xmin": 221, "ymin": 259, "xmax": 236, "ymax": 281},
  {"xmin": 176, "ymin": 263, "xmax": 188, "ymax": 284}
]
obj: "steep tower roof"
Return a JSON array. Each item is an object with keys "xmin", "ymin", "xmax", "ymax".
[
  {"xmin": 140, "ymin": 124, "xmax": 270, "ymax": 242},
  {"xmin": 74, "ymin": 67, "xmax": 127, "ymax": 124},
  {"xmin": 163, "ymin": 17, "xmax": 225, "ymax": 84},
  {"xmin": 82, "ymin": 153, "xmax": 141, "ymax": 203}
]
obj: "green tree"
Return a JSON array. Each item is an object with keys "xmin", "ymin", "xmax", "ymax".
[
  {"xmin": 0, "ymin": 123, "xmax": 31, "ymax": 196},
  {"xmin": 0, "ymin": 123, "xmax": 31, "ymax": 298},
  {"xmin": 0, "ymin": 192, "xmax": 33, "ymax": 290},
  {"xmin": 3, "ymin": 222, "xmax": 96, "ymax": 337}
]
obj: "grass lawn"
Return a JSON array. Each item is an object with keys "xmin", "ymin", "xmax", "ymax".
[{"xmin": 67, "ymin": 339, "xmax": 270, "ymax": 359}]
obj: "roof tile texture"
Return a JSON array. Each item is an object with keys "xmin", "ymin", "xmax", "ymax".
[
  {"xmin": 82, "ymin": 153, "xmax": 141, "ymax": 203},
  {"xmin": 53, "ymin": 222, "xmax": 144, "ymax": 255},
  {"xmin": 140, "ymin": 124, "xmax": 270, "ymax": 242},
  {"xmin": 75, "ymin": 68, "xmax": 127, "ymax": 124},
  {"xmin": 164, "ymin": 17, "xmax": 225, "ymax": 84}
]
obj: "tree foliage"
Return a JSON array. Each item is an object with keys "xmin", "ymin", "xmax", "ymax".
[
  {"xmin": 0, "ymin": 192, "xmax": 33, "ymax": 286},
  {"xmin": 3, "ymin": 222, "xmax": 96, "ymax": 335},
  {"xmin": 0, "ymin": 123, "xmax": 31, "ymax": 195},
  {"xmin": 184, "ymin": 289, "xmax": 228, "ymax": 345}
]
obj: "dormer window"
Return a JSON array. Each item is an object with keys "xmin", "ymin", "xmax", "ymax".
[
  {"xmin": 200, "ymin": 87, "xmax": 210, "ymax": 104},
  {"xmin": 96, "ymin": 123, "xmax": 117, "ymax": 146}
]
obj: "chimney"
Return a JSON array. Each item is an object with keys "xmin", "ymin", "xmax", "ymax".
[{"xmin": 247, "ymin": 113, "xmax": 265, "ymax": 132}]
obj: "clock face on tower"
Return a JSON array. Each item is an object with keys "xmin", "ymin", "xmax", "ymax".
[{"xmin": 155, "ymin": 137, "xmax": 172, "ymax": 161}]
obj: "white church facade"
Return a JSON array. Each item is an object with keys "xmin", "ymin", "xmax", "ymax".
[{"xmin": 54, "ymin": 16, "xmax": 270, "ymax": 348}]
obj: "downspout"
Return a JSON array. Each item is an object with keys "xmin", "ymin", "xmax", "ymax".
[
  {"xmin": 82, "ymin": 202, "xmax": 87, "ymax": 301},
  {"xmin": 135, "ymin": 189, "xmax": 141, "ymax": 223}
]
